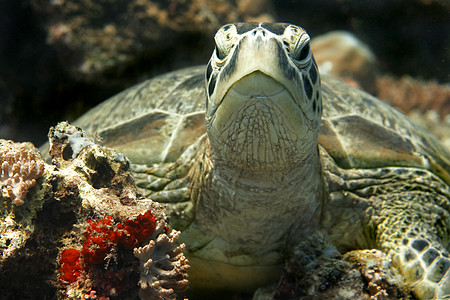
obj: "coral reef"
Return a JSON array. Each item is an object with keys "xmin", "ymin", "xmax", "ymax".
[
  {"xmin": 30, "ymin": 0, "xmax": 273, "ymax": 83},
  {"xmin": 256, "ymin": 233, "xmax": 413, "ymax": 300},
  {"xmin": 134, "ymin": 220, "xmax": 189, "ymax": 300},
  {"xmin": 375, "ymin": 75, "xmax": 450, "ymax": 118},
  {"xmin": 58, "ymin": 210, "xmax": 163, "ymax": 299},
  {"xmin": 58, "ymin": 210, "xmax": 188, "ymax": 300},
  {"xmin": 0, "ymin": 122, "xmax": 189, "ymax": 299},
  {"xmin": 374, "ymin": 75, "xmax": 450, "ymax": 149},
  {"xmin": 48, "ymin": 123, "xmax": 189, "ymax": 299},
  {"xmin": 0, "ymin": 140, "xmax": 45, "ymax": 205},
  {"xmin": 0, "ymin": 140, "xmax": 50, "ymax": 273},
  {"xmin": 58, "ymin": 210, "xmax": 157, "ymax": 284},
  {"xmin": 343, "ymin": 249, "xmax": 411, "ymax": 300}
]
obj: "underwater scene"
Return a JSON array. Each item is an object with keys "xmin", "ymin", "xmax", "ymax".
[{"xmin": 0, "ymin": 0, "xmax": 449, "ymax": 299}]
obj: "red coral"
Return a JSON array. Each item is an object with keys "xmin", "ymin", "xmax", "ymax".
[
  {"xmin": 59, "ymin": 248, "xmax": 83, "ymax": 283},
  {"xmin": 82, "ymin": 216, "xmax": 117, "ymax": 265},
  {"xmin": 58, "ymin": 210, "xmax": 157, "ymax": 286},
  {"xmin": 119, "ymin": 210, "xmax": 157, "ymax": 248}
]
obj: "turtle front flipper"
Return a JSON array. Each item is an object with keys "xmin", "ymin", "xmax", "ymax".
[
  {"xmin": 370, "ymin": 169, "xmax": 450, "ymax": 299},
  {"xmin": 322, "ymin": 152, "xmax": 450, "ymax": 299},
  {"xmin": 375, "ymin": 180, "xmax": 450, "ymax": 299},
  {"xmin": 131, "ymin": 135, "xmax": 207, "ymax": 229},
  {"xmin": 383, "ymin": 226, "xmax": 450, "ymax": 299}
]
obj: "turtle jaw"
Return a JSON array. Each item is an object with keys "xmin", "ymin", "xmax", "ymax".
[
  {"xmin": 208, "ymin": 69, "xmax": 311, "ymax": 142},
  {"xmin": 211, "ymin": 70, "xmax": 308, "ymax": 136},
  {"xmin": 206, "ymin": 70, "xmax": 318, "ymax": 173}
]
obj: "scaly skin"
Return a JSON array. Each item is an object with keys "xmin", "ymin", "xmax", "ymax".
[{"xmin": 321, "ymin": 148, "xmax": 450, "ymax": 299}]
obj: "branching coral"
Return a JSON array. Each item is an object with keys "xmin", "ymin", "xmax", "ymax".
[
  {"xmin": 134, "ymin": 220, "xmax": 189, "ymax": 300},
  {"xmin": 0, "ymin": 140, "xmax": 45, "ymax": 205}
]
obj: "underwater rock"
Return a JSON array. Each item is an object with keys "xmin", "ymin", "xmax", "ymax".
[
  {"xmin": 255, "ymin": 233, "xmax": 413, "ymax": 300},
  {"xmin": 0, "ymin": 140, "xmax": 49, "ymax": 275},
  {"xmin": 311, "ymin": 30, "xmax": 376, "ymax": 93},
  {"xmin": 343, "ymin": 249, "xmax": 412, "ymax": 300},
  {"xmin": 375, "ymin": 75, "xmax": 450, "ymax": 149},
  {"xmin": 31, "ymin": 0, "xmax": 273, "ymax": 84},
  {"xmin": 0, "ymin": 122, "xmax": 188, "ymax": 299},
  {"xmin": 273, "ymin": 0, "xmax": 449, "ymax": 83}
]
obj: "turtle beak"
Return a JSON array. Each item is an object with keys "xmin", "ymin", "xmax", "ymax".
[
  {"xmin": 210, "ymin": 27, "xmax": 314, "ymax": 123},
  {"xmin": 216, "ymin": 29, "xmax": 293, "ymax": 102}
]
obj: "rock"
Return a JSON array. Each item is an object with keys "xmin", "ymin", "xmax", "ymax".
[
  {"xmin": 273, "ymin": 0, "xmax": 449, "ymax": 82},
  {"xmin": 374, "ymin": 75, "xmax": 450, "ymax": 149},
  {"xmin": 258, "ymin": 233, "xmax": 414, "ymax": 300},
  {"xmin": 32, "ymin": 0, "xmax": 241, "ymax": 83},
  {"xmin": 311, "ymin": 31, "xmax": 376, "ymax": 92},
  {"xmin": 0, "ymin": 122, "xmax": 188, "ymax": 299}
]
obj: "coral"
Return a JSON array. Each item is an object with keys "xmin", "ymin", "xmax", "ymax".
[
  {"xmin": 59, "ymin": 248, "xmax": 83, "ymax": 283},
  {"xmin": 0, "ymin": 123, "xmax": 186, "ymax": 298},
  {"xmin": 61, "ymin": 273, "xmax": 97, "ymax": 300},
  {"xmin": 343, "ymin": 249, "xmax": 411, "ymax": 300},
  {"xmin": 134, "ymin": 220, "xmax": 189, "ymax": 300},
  {"xmin": 0, "ymin": 140, "xmax": 45, "ymax": 205},
  {"xmin": 375, "ymin": 75, "xmax": 450, "ymax": 118},
  {"xmin": 272, "ymin": 233, "xmax": 413, "ymax": 299},
  {"xmin": 0, "ymin": 140, "xmax": 54, "ymax": 296},
  {"xmin": 58, "ymin": 210, "xmax": 178, "ymax": 299},
  {"xmin": 119, "ymin": 210, "xmax": 157, "ymax": 249},
  {"xmin": 58, "ymin": 210, "xmax": 157, "ymax": 283},
  {"xmin": 81, "ymin": 215, "xmax": 119, "ymax": 266}
]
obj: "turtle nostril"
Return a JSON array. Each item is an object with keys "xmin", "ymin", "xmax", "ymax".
[{"xmin": 252, "ymin": 28, "xmax": 266, "ymax": 37}]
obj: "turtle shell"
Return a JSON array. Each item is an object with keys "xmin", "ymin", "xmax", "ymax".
[
  {"xmin": 75, "ymin": 66, "xmax": 450, "ymax": 184},
  {"xmin": 75, "ymin": 66, "xmax": 206, "ymax": 165}
]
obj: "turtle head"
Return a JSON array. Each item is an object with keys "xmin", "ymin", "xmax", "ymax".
[{"xmin": 205, "ymin": 23, "xmax": 322, "ymax": 171}]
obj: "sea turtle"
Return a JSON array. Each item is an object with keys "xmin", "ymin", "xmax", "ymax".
[{"xmin": 73, "ymin": 23, "xmax": 450, "ymax": 299}]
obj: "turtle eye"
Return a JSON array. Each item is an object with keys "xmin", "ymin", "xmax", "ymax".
[
  {"xmin": 284, "ymin": 25, "xmax": 311, "ymax": 63},
  {"xmin": 214, "ymin": 37, "xmax": 230, "ymax": 61},
  {"xmin": 215, "ymin": 46, "xmax": 227, "ymax": 60},
  {"xmin": 295, "ymin": 42, "xmax": 310, "ymax": 61},
  {"xmin": 213, "ymin": 24, "xmax": 237, "ymax": 62}
]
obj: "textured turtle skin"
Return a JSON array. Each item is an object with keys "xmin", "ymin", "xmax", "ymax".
[{"xmin": 75, "ymin": 65, "xmax": 450, "ymax": 299}]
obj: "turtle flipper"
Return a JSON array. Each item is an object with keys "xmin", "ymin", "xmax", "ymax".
[
  {"xmin": 323, "ymin": 152, "xmax": 450, "ymax": 299},
  {"xmin": 373, "ymin": 174, "xmax": 450, "ymax": 299},
  {"xmin": 388, "ymin": 235, "xmax": 450, "ymax": 299}
]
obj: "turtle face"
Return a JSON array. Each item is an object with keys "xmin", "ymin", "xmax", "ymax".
[{"xmin": 205, "ymin": 23, "xmax": 321, "ymax": 171}]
